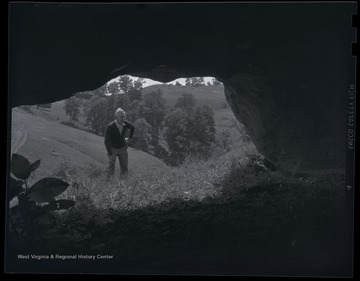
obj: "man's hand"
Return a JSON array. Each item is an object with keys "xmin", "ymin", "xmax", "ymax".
[{"xmin": 126, "ymin": 138, "xmax": 132, "ymax": 144}]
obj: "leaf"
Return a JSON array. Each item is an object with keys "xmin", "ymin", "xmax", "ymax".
[
  {"xmin": 11, "ymin": 154, "xmax": 32, "ymax": 180},
  {"xmin": 30, "ymin": 159, "xmax": 41, "ymax": 172},
  {"xmin": 9, "ymin": 177, "xmax": 24, "ymax": 200},
  {"xmin": 43, "ymin": 200, "xmax": 76, "ymax": 212},
  {"xmin": 28, "ymin": 178, "xmax": 70, "ymax": 203}
]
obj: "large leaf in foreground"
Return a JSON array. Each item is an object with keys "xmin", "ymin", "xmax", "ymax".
[
  {"xmin": 30, "ymin": 159, "xmax": 41, "ymax": 172},
  {"xmin": 9, "ymin": 177, "xmax": 24, "ymax": 200},
  {"xmin": 28, "ymin": 178, "xmax": 69, "ymax": 203},
  {"xmin": 11, "ymin": 154, "xmax": 31, "ymax": 180}
]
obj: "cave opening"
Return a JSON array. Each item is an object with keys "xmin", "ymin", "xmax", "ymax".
[{"xmin": 7, "ymin": 2, "xmax": 355, "ymax": 275}]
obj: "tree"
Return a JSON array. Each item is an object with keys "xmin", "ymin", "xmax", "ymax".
[
  {"xmin": 211, "ymin": 77, "xmax": 222, "ymax": 86},
  {"xmin": 192, "ymin": 77, "xmax": 205, "ymax": 87},
  {"xmin": 185, "ymin": 77, "xmax": 205, "ymax": 87},
  {"xmin": 164, "ymin": 104, "xmax": 216, "ymax": 165},
  {"xmin": 92, "ymin": 84, "xmax": 107, "ymax": 96},
  {"xmin": 126, "ymin": 99, "xmax": 141, "ymax": 122},
  {"xmin": 64, "ymin": 97, "xmax": 81, "ymax": 124},
  {"xmin": 164, "ymin": 108, "xmax": 189, "ymax": 165},
  {"xmin": 84, "ymin": 96, "xmax": 109, "ymax": 135},
  {"xmin": 131, "ymin": 118, "xmax": 152, "ymax": 152},
  {"xmin": 191, "ymin": 105, "xmax": 216, "ymax": 155},
  {"xmin": 112, "ymin": 93, "xmax": 130, "ymax": 111},
  {"xmin": 175, "ymin": 93, "xmax": 197, "ymax": 111},
  {"xmin": 107, "ymin": 81, "xmax": 120, "ymax": 95},
  {"xmin": 118, "ymin": 75, "xmax": 133, "ymax": 95},
  {"xmin": 138, "ymin": 89, "xmax": 167, "ymax": 147},
  {"xmin": 75, "ymin": 91, "xmax": 93, "ymax": 100},
  {"xmin": 185, "ymin": 78, "xmax": 192, "ymax": 86},
  {"xmin": 128, "ymin": 88, "xmax": 142, "ymax": 103},
  {"xmin": 133, "ymin": 78, "xmax": 145, "ymax": 91}
]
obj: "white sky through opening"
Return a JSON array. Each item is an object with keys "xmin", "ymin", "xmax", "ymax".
[{"xmin": 108, "ymin": 76, "xmax": 216, "ymax": 87}]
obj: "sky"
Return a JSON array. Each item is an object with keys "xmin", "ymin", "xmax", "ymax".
[{"xmin": 109, "ymin": 75, "xmax": 215, "ymax": 87}]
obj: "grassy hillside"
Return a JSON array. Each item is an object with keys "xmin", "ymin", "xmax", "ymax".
[
  {"xmin": 143, "ymin": 84, "xmax": 227, "ymax": 110},
  {"xmin": 11, "ymin": 107, "xmax": 167, "ymax": 182},
  {"xmin": 28, "ymin": 101, "xmax": 87, "ymax": 129}
]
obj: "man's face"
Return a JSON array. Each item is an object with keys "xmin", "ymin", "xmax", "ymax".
[{"xmin": 116, "ymin": 112, "xmax": 126, "ymax": 124}]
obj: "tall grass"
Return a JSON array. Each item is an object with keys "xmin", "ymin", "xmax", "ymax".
[{"xmin": 54, "ymin": 141, "xmax": 258, "ymax": 211}]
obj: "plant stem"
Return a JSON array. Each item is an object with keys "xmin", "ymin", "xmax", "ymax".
[{"xmin": 24, "ymin": 179, "xmax": 29, "ymax": 194}]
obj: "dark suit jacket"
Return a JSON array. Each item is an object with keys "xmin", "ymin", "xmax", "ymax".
[{"xmin": 104, "ymin": 120, "xmax": 135, "ymax": 154}]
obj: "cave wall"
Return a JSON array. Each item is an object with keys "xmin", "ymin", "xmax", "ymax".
[{"xmin": 8, "ymin": 3, "xmax": 356, "ymax": 172}]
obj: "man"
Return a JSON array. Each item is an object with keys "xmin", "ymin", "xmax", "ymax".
[{"xmin": 104, "ymin": 107, "xmax": 135, "ymax": 177}]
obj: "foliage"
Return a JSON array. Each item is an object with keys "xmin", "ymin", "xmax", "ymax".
[
  {"xmin": 128, "ymin": 88, "xmax": 143, "ymax": 103},
  {"xmin": 164, "ymin": 103, "xmax": 216, "ymax": 165},
  {"xmin": 118, "ymin": 75, "xmax": 134, "ymax": 95},
  {"xmin": 8, "ymin": 153, "xmax": 74, "ymax": 247},
  {"xmin": 84, "ymin": 96, "xmax": 109, "ymax": 135},
  {"xmin": 163, "ymin": 108, "xmax": 188, "ymax": 165},
  {"xmin": 229, "ymin": 119, "xmax": 251, "ymax": 142},
  {"xmin": 64, "ymin": 96, "xmax": 81, "ymax": 124},
  {"xmin": 75, "ymin": 91, "xmax": 93, "ymax": 100},
  {"xmin": 91, "ymin": 84, "xmax": 108, "ymax": 97},
  {"xmin": 174, "ymin": 93, "xmax": 197, "ymax": 111},
  {"xmin": 112, "ymin": 93, "xmax": 131, "ymax": 111},
  {"xmin": 211, "ymin": 77, "xmax": 222, "ymax": 86},
  {"xmin": 138, "ymin": 89, "xmax": 167, "ymax": 147},
  {"xmin": 108, "ymin": 75, "xmax": 144, "ymax": 100},
  {"xmin": 185, "ymin": 77, "xmax": 205, "ymax": 87},
  {"xmin": 218, "ymin": 154, "xmax": 283, "ymax": 198},
  {"xmin": 131, "ymin": 118, "xmax": 152, "ymax": 152},
  {"xmin": 107, "ymin": 81, "xmax": 120, "ymax": 95}
]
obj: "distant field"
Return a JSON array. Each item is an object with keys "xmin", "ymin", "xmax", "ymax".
[
  {"xmin": 28, "ymin": 101, "xmax": 87, "ymax": 129},
  {"xmin": 143, "ymin": 84, "xmax": 228, "ymax": 110},
  {"xmin": 11, "ymin": 108, "xmax": 167, "ymax": 182}
]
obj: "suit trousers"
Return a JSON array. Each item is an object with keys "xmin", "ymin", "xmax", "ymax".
[{"xmin": 107, "ymin": 146, "xmax": 128, "ymax": 176}]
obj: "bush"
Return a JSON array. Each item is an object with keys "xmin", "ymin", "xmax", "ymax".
[
  {"xmin": 219, "ymin": 154, "xmax": 284, "ymax": 198},
  {"xmin": 8, "ymin": 153, "xmax": 74, "ymax": 249}
]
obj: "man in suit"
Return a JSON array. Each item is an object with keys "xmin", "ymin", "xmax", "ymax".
[{"xmin": 104, "ymin": 107, "xmax": 135, "ymax": 177}]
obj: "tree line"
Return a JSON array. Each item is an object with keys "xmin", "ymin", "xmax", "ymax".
[{"xmin": 64, "ymin": 76, "xmax": 221, "ymax": 165}]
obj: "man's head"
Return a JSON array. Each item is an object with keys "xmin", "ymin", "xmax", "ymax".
[{"xmin": 115, "ymin": 108, "xmax": 126, "ymax": 124}]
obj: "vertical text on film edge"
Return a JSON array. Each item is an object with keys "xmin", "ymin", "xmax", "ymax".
[{"xmin": 347, "ymin": 84, "xmax": 355, "ymax": 150}]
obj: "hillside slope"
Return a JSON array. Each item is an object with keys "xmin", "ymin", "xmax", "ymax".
[
  {"xmin": 11, "ymin": 108, "xmax": 167, "ymax": 181},
  {"xmin": 142, "ymin": 84, "xmax": 227, "ymax": 109}
]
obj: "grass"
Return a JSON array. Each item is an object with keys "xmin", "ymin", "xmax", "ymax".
[
  {"xmin": 51, "ymin": 140, "xmax": 257, "ymax": 210},
  {"xmin": 7, "ymin": 145, "xmax": 351, "ymax": 276}
]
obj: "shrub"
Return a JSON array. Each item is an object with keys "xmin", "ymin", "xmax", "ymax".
[
  {"xmin": 219, "ymin": 153, "xmax": 283, "ymax": 198},
  {"xmin": 8, "ymin": 153, "xmax": 74, "ymax": 247}
]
